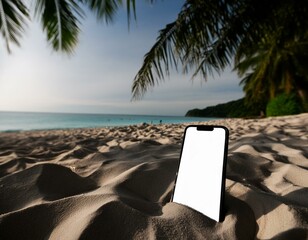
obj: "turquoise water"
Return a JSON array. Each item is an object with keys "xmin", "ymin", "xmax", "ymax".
[{"xmin": 0, "ymin": 111, "xmax": 217, "ymax": 132}]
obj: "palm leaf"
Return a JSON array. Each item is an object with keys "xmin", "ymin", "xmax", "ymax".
[
  {"xmin": 132, "ymin": 21, "xmax": 179, "ymax": 100},
  {"xmin": 85, "ymin": 0, "xmax": 138, "ymax": 26},
  {"xmin": 85, "ymin": 0, "xmax": 122, "ymax": 23},
  {"xmin": 131, "ymin": 0, "xmax": 275, "ymax": 100},
  {"xmin": 132, "ymin": 1, "xmax": 216, "ymax": 100},
  {"xmin": 34, "ymin": 0, "xmax": 84, "ymax": 53},
  {"xmin": 0, "ymin": 0, "xmax": 29, "ymax": 53}
]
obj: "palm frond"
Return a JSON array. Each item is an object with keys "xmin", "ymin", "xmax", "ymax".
[
  {"xmin": 132, "ymin": 0, "xmax": 226, "ymax": 100},
  {"xmin": 85, "ymin": 0, "xmax": 138, "ymax": 26},
  {"xmin": 34, "ymin": 0, "xmax": 84, "ymax": 53},
  {"xmin": 237, "ymin": 32, "xmax": 308, "ymax": 102},
  {"xmin": 85, "ymin": 0, "xmax": 122, "ymax": 23},
  {"xmin": 0, "ymin": 0, "xmax": 29, "ymax": 53},
  {"xmin": 125, "ymin": 0, "xmax": 136, "ymax": 28},
  {"xmin": 132, "ymin": 21, "xmax": 178, "ymax": 100},
  {"xmin": 131, "ymin": 0, "xmax": 273, "ymax": 100},
  {"xmin": 235, "ymin": 52, "xmax": 266, "ymax": 77}
]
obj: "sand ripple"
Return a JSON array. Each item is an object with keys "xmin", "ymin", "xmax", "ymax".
[{"xmin": 0, "ymin": 113, "xmax": 307, "ymax": 239}]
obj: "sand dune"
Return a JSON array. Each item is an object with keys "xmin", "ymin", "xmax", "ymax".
[{"xmin": 0, "ymin": 113, "xmax": 307, "ymax": 239}]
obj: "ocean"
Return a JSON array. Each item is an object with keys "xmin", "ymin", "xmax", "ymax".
[{"xmin": 0, "ymin": 111, "xmax": 217, "ymax": 132}]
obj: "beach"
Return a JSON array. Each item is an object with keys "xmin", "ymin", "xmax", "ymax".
[{"xmin": 0, "ymin": 113, "xmax": 307, "ymax": 239}]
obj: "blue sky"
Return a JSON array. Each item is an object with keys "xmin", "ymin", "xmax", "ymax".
[{"xmin": 0, "ymin": 0, "xmax": 243, "ymax": 116}]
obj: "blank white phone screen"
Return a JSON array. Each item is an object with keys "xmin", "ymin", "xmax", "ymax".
[{"xmin": 172, "ymin": 126, "xmax": 227, "ymax": 222}]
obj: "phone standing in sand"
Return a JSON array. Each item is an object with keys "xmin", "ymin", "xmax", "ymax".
[{"xmin": 171, "ymin": 125, "xmax": 229, "ymax": 222}]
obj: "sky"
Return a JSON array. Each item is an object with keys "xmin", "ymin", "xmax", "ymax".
[{"xmin": 0, "ymin": 0, "xmax": 244, "ymax": 116}]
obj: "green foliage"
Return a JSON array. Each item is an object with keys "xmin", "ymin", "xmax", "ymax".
[
  {"xmin": 266, "ymin": 93, "xmax": 302, "ymax": 117},
  {"xmin": 233, "ymin": 1, "xmax": 308, "ymax": 108},
  {"xmin": 1, "ymin": 0, "xmax": 138, "ymax": 54},
  {"xmin": 185, "ymin": 98, "xmax": 263, "ymax": 118},
  {"xmin": 132, "ymin": 0, "xmax": 259, "ymax": 99},
  {"xmin": 0, "ymin": 0, "xmax": 29, "ymax": 53},
  {"xmin": 2, "ymin": 0, "xmax": 308, "ymax": 105},
  {"xmin": 34, "ymin": 0, "xmax": 84, "ymax": 53},
  {"xmin": 132, "ymin": 0, "xmax": 308, "ymax": 100},
  {"xmin": 235, "ymin": 26, "xmax": 308, "ymax": 107}
]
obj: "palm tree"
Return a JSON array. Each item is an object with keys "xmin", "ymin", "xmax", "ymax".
[
  {"xmin": 235, "ymin": 35, "xmax": 308, "ymax": 106},
  {"xmin": 0, "ymin": 0, "xmax": 29, "ymax": 53},
  {"xmin": 234, "ymin": 1, "xmax": 308, "ymax": 110},
  {"xmin": 0, "ymin": 0, "xmax": 137, "ymax": 53},
  {"xmin": 1, "ymin": 0, "xmax": 308, "ymax": 107},
  {"xmin": 131, "ymin": 0, "xmax": 308, "ymax": 101}
]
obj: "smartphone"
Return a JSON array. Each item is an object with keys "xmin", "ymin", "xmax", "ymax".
[{"xmin": 171, "ymin": 125, "xmax": 229, "ymax": 222}]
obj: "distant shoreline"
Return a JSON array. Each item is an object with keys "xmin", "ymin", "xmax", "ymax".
[{"xmin": 0, "ymin": 111, "xmax": 218, "ymax": 132}]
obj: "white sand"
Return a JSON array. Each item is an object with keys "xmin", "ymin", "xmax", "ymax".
[{"xmin": 0, "ymin": 113, "xmax": 307, "ymax": 239}]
